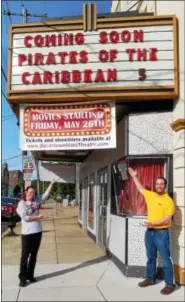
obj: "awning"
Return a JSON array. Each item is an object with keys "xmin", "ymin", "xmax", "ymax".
[
  {"xmin": 38, "ymin": 162, "xmax": 75, "ymax": 183},
  {"xmin": 33, "ymin": 150, "xmax": 90, "ymax": 163}
]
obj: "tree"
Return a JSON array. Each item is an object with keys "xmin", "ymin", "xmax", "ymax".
[
  {"xmin": 50, "ymin": 182, "xmax": 58, "ymax": 199},
  {"xmin": 31, "ymin": 178, "xmax": 75, "ymax": 201}
]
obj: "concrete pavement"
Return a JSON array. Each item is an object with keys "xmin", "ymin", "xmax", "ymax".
[
  {"xmin": 2, "ymin": 204, "xmax": 104, "ymax": 265},
  {"xmin": 2, "ymin": 204, "xmax": 184, "ymax": 301},
  {"xmin": 2, "ymin": 261, "xmax": 184, "ymax": 301}
]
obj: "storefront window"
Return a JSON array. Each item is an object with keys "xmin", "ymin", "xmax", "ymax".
[
  {"xmin": 88, "ymin": 174, "xmax": 95, "ymax": 229},
  {"xmin": 111, "ymin": 158, "xmax": 165, "ymax": 216}
]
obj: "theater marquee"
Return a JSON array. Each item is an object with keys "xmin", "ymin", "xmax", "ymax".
[{"xmin": 7, "ymin": 5, "xmax": 179, "ymax": 103}]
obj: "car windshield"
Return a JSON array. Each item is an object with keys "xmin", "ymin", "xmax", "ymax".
[{"xmin": 1, "ymin": 197, "xmax": 16, "ymax": 205}]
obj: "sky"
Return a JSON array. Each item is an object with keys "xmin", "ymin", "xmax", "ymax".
[{"xmin": 1, "ymin": 0, "xmax": 112, "ymax": 171}]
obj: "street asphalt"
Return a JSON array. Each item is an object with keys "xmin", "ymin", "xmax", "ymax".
[{"xmin": 1, "ymin": 221, "xmax": 8, "ymax": 234}]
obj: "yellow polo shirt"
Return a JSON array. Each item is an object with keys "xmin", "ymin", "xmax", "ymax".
[{"xmin": 143, "ymin": 190, "xmax": 175, "ymax": 229}]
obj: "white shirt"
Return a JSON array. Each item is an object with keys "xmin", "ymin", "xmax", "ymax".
[{"xmin": 16, "ymin": 192, "xmax": 49, "ymax": 235}]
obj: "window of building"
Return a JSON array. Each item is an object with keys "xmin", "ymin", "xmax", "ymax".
[
  {"xmin": 88, "ymin": 174, "xmax": 95, "ymax": 230},
  {"xmin": 111, "ymin": 157, "xmax": 170, "ymax": 216}
]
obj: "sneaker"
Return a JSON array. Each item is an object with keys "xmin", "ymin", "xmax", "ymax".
[
  {"xmin": 160, "ymin": 285, "xmax": 175, "ymax": 295},
  {"xmin": 138, "ymin": 279, "xmax": 155, "ymax": 287},
  {"xmin": 19, "ymin": 280, "xmax": 27, "ymax": 287}
]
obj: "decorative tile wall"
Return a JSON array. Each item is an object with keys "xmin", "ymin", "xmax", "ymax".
[
  {"xmin": 127, "ymin": 217, "xmax": 147, "ymax": 266},
  {"xmin": 128, "ymin": 112, "xmax": 173, "ymax": 155},
  {"xmin": 128, "ymin": 217, "xmax": 173, "ymax": 267}
]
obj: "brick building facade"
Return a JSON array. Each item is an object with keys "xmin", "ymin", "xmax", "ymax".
[{"xmin": 9, "ymin": 170, "xmax": 22, "ymax": 189}]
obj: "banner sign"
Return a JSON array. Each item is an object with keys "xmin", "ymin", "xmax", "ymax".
[
  {"xmin": 23, "ymin": 155, "xmax": 35, "ymax": 180},
  {"xmin": 20, "ymin": 103, "xmax": 116, "ymax": 151}
]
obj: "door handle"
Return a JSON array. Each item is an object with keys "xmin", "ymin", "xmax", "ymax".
[
  {"xmin": 100, "ymin": 205, "xmax": 103, "ymax": 216},
  {"xmin": 100, "ymin": 205, "xmax": 106, "ymax": 217}
]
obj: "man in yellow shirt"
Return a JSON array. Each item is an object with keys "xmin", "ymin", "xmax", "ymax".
[{"xmin": 128, "ymin": 167, "xmax": 175, "ymax": 295}]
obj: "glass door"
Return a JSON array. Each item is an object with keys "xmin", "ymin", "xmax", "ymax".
[
  {"xmin": 83, "ymin": 177, "xmax": 88, "ymax": 230},
  {"xmin": 79, "ymin": 183, "xmax": 82, "ymax": 221},
  {"xmin": 98, "ymin": 169, "xmax": 108, "ymax": 250},
  {"xmin": 88, "ymin": 174, "xmax": 95, "ymax": 230}
]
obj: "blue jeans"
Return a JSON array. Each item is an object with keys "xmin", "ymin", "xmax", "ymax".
[{"xmin": 145, "ymin": 229, "xmax": 174, "ymax": 287}]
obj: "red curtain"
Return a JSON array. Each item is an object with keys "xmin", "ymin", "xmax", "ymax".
[
  {"xmin": 88, "ymin": 183, "xmax": 94, "ymax": 228},
  {"xmin": 118, "ymin": 160, "xmax": 164, "ymax": 216}
]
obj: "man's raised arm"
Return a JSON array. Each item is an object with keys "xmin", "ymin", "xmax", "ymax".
[{"xmin": 128, "ymin": 167, "xmax": 144, "ymax": 194}]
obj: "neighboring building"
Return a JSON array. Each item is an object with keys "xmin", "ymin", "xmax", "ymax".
[
  {"xmin": 111, "ymin": 0, "xmax": 157, "ymax": 14},
  {"xmin": 1, "ymin": 162, "xmax": 9, "ymax": 197},
  {"xmin": 9, "ymin": 170, "xmax": 23, "ymax": 191}
]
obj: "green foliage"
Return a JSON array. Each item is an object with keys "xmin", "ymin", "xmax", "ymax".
[
  {"xmin": 31, "ymin": 180, "xmax": 75, "ymax": 201},
  {"xmin": 31, "ymin": 180, "xmax": 37, "ymax": 189},
  {"xmin": 51, "ymin": 182, "xmax": 75, "ymax": 201},
  {"xmin": 51, "ymin": 182, "xmax": 58, "ymax": 200},
  {"xmin": 30, "ymin": 161, "xmax": 76, "ymax": 201}
]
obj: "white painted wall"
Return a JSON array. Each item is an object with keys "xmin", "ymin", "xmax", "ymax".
[
  {"xmin": 80, "ymin": 118, "xmax": 125, "ymax": 178},
  {"xmin": 107, "ymin": 215, "xmax": 126, "ymax": 264}
]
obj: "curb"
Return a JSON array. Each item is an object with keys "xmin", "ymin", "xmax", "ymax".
[
  {"xmin": 2, "ymin": 228, "xmax": 10, "ymax": 239},
  {"xmin": 2, "ymin": 222, "xmax": 21, "ymax": 239}
]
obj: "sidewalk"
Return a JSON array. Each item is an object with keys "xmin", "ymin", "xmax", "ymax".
[
  {"xmin": 2, "ymin": 203, "xmax": 105, "ymax": 264},
  {"xmin": 2, "ymin": 204, "xmax": 184, "ymax": 301}
]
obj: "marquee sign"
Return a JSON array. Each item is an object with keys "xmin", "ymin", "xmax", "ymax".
[
  {"xmin": 20, "ymin": 103, "xmax": 116, "ymax": 151},
  {"xmin": 7, "ymin": 5, "xmax": 179, "ymax": 103}
]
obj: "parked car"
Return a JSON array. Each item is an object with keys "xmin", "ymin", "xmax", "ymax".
[{"xmin": 1, "ymin": 197, "xmax": 20, "ymax": 221}]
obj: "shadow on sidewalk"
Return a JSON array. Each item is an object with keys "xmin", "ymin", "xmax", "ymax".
[
  {"xmin": 41, "ymin": 206, "xmax": 55, "ymax": 209},
  {"xmin": 36, "ymin": 255, "xmax": 108, "ymax": 282},
  {"xmin": 42, "ymin": 230, "xmax": 53, "ymax": 233},
  {"xmin": 3, "ymin": 233, "xmax": 20, "ymax": 238}
]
